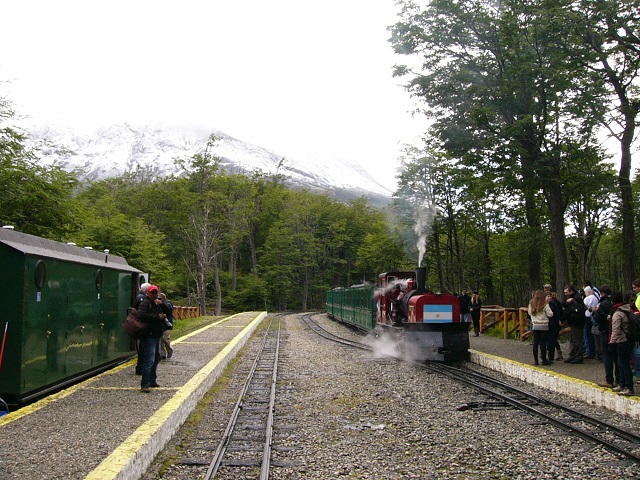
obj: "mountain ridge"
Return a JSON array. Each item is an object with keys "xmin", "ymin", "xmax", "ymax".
[{"xmin": 25, "ymin": 123, "xmax": 393, "ymax": 207}]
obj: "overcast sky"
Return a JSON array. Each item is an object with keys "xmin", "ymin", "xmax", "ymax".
[{"xmin": 0, "ymin": 1, "xmax": 427, "ymax": 190}]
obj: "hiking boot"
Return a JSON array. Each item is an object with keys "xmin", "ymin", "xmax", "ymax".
[
  {"xmin": 618, "ymin": 388, "xmax": 634, "ymax": 396},
  {"xmin": 597, "ymin": 382, "xmax": 614, "ymax": 388},
  {"xmin": 556, "ymin": 352, "xmax": 564, "ymax": 361},
  {"xmin": 612, "ymin": 385, "xmax": 624, "ymax": 392},
  {"xmin": 564, "ymin": 357, "xmax": 575, "ymax": 363},
  {"xmin": 569, "ymin": 358, "xmax": 583, "ymax": 364},
  {"xmin": 141, "ymin": 387, "xmax": 151, "ymax": 393},
  {"xmin": 541, "ymin": 360, "xmax": 551, "ymax": 365}
]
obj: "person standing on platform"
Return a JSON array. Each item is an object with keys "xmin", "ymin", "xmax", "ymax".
[
  {"xmin": 137, "ymin": 284, "xmax": 166, "ymax": 393},
  {"xmin": 459, "ymin": 289, "xmax": 471, "ymax": 323},
  {"xmin": 543, "ymin": 284, "xmax": 563, "ymax": 360},
  {"xmin": 157, "ymin": 292, "xmax": 174, "ymax": 360},
  {"xmin": 528, "ymin": 290, "xmax": 552, "ymax": 365},
  {"xmin": 594, "ymin": 285, "xmax": 618, "ymax": 389},
  {"xmin": 583, "ymin": 286, "xmax": 599, "ymax": 359},
  {"xmin": 545, "ymin": 291, "xmax": 563, "ymax": 363},
  {"xmin": 469, "ymin": 291, "xmax": 482, "ymax": 337},
  {"xmin": 562, "ymin": 285, "xmax": 586, "ymax": 364},
  {"xmin": 135, "ymin": 282, "xmax": 151, "ymax": 375},
  {"xmin": 631, "ymin": 279, "xmax": 640, "ymax": 384},
  {"xmin": 609, "ymin": 291, "xmax": 635, "ymax": 395}
]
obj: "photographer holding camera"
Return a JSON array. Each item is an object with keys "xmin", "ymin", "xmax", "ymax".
[{"xmin": 157, "ymin": 292, "xmax": 174, "ymax": 360}]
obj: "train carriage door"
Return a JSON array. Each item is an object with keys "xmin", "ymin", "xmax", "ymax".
[
  {"xmin": 23, "ymin": 258, "xmax": 56, "ymax": 392},
  {"xmin": 93, "ymin": 269, "xmax": 108, "ymax": 362}
]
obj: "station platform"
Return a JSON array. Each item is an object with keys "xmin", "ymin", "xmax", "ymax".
[
  {"xmin": 468, "ymin": 333, "xmax": 640, "ymax": 420},
  {"xmin": 0, "ymin": 311, "xmax": 267, "ymax": 480},
  {"xmin": 2, "ymin": 314, "xmax": 638, "ymax": 480}
]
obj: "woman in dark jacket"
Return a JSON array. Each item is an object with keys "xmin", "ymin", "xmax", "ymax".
[
  {"xmin": 609, "ymin": 291, "xmax": 634, "ymax": 396},
  {"xmin": 470, "ymin": 291, "xmax": 482, "ymax": 337}
]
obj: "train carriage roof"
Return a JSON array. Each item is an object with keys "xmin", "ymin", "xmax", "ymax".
[{"xmin": 0, "ymin": 227, "xmax": 141, "ymax": 273}]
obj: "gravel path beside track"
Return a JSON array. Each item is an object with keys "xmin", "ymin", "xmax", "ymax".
[{"xmin": 142, "ymin": 313, "xmax": 640, "ymax": 479}]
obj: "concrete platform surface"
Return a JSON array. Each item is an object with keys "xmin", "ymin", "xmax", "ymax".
[{"xmin": 0, "ymin": 311, "xmax": 267, "ymax": 480}]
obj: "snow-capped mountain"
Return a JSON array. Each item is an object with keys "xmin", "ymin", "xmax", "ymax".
[{"xmin": 25, "ymin": 123, "xmax": 393, "ymax": 206}]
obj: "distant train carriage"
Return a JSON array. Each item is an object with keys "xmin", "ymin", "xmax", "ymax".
[
  {"xmin": 326, "ymin": 285, "xmax": 376, "ymax": 330},
  {"xmin": 0, "ymin": 227, "xmax": 146, "ymax": 404},
  {"xmin": 327, "ymin": 267, "xmax": 470, "ymax": 362}
]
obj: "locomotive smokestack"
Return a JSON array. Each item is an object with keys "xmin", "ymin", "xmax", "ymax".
[{"xmin": 416, "ymin": 267, "xmax": 427, "ymax": 294}]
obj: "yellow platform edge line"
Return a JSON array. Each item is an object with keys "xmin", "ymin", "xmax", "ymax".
[{"xmin": 84, "ymin": 311, "xmax": 267, "ymax": 480}]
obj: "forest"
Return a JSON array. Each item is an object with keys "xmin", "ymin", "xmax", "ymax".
[{"xmin": 1, "ymin": 0, "xmax": 639, "ymax": 312}]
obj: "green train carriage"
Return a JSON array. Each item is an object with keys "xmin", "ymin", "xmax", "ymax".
[
  {"xmin": 0, "ymin": 227, "xmax": 146, "ymax": 404},
  {"xmin": 326, "ymin": 284, "xmax": 376, "ymax": 330}
]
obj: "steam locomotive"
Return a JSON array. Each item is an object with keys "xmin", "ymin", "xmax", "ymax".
[{"xmin": 326, "ymin": 267, "xmax": 470, "ymax": 362}]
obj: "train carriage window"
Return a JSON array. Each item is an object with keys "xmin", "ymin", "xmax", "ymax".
[
  {"xmin": 35, "ymin": 260, "xmax": 46, "ymax": 289},
  {"xmin": 95, "ymin": 269, "xmax": 103, "ymax": 291}
]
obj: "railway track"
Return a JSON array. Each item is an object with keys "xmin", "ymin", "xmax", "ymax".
[
  {"xmin": 308, "ymin": 313, "xmax": 640, "ymax": 466},
  {"xmin": 203, "ymin": 315, "xmax": 282, "ymax": 479}
]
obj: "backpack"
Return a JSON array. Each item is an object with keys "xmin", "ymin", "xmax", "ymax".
[
  {"xmin": 562, "ymin": 300, "xmax": 585, "ymax": 326},
  {"xmin": 122, "ymin": 307, "xmax": 148, "ymax": 339},
  {"xmin": 624, "ymin": 310, "xmax": 640, "ymax": 343}
]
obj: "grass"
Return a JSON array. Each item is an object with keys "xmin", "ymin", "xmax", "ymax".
[{"xmin": 172, "ymin": 314, "xmax": 223, "ymax": 337}]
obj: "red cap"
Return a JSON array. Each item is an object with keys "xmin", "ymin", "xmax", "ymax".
[{"xmin": 147, "ymin": 285, "xmax": 159, "ymax": 293}]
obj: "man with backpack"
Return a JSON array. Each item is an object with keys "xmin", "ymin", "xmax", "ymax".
[
  {"xmin": 137, "ymin": 284, "xmax": 167, "ymax": 393},
  {"xmin": 593, "ymin": 285, "xmax": 618, "ymax": 389},
  {"xmin": 562, "ymin": 285, "xmax": 586, "ymax": 364}
]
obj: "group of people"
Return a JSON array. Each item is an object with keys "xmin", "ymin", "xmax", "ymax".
[
  {"xmin": 527, "ymin": 280, "xmax": 640, "ymax": 396},
  {"xmin": 134, "ymin": 283, "xmax": 175, "ymax": 393}
]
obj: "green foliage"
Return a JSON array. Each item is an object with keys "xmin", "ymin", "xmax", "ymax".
[
  {"xmin": 389, "ymin": 0, "xmax": 637, "ymax": 303},
  {"xmin": 221, "ymin": 272, "xmax": 268, "ymax": 311},
  {"xmin": 74, "ymin": 184, "xmax": 177, "ymax": 290},
  {"xmin": 4, "ymin": 2, "xmax": 640, "ymax": 317},
  {"xmin": 0, "ymin": 97, "xmax": 80, "ymax": 239}
]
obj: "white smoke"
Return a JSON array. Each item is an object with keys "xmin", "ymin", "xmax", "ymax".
[
  {"xmin": 364, "ymin": 329, "xmax": 402, "ymax": 358},
  {"xmin": 373, "ymin": 278, "xmax": 411, "ymax": 299},
  {"xmin": 415, "ymin": 203, "xmax": 438, "ymax": 267},
  {"xmin": 395, "ymin": 146, "xmax": 439, "ymax": 268},
  {"xmin": 364, "ymin": 329, "xmax": 426, "ymax": 363}
]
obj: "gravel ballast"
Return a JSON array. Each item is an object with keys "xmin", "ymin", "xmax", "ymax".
[{"xmin": 142, "ymin": 313, "xmax": 640, "ymax": 479}]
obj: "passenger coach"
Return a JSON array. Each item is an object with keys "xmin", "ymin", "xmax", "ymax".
[{"xmin": 0, "ymin": 226, "xmax": 146, "ymax": 404}]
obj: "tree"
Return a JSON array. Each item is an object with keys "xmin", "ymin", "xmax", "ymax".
[
  {"xmin": 390, "ymin": 0, "xmax": 608, "ymax": 295},
  {"xmin": 178, "ymin": 136, "xmax": 228, "ymax": 315},
  {"xmin": 0, "ymin": 95, "xmax": 79, "ymax": 238},
  {"xmin": 559, "ymin": 0, "xmax": 640, "ymax": 286}
]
